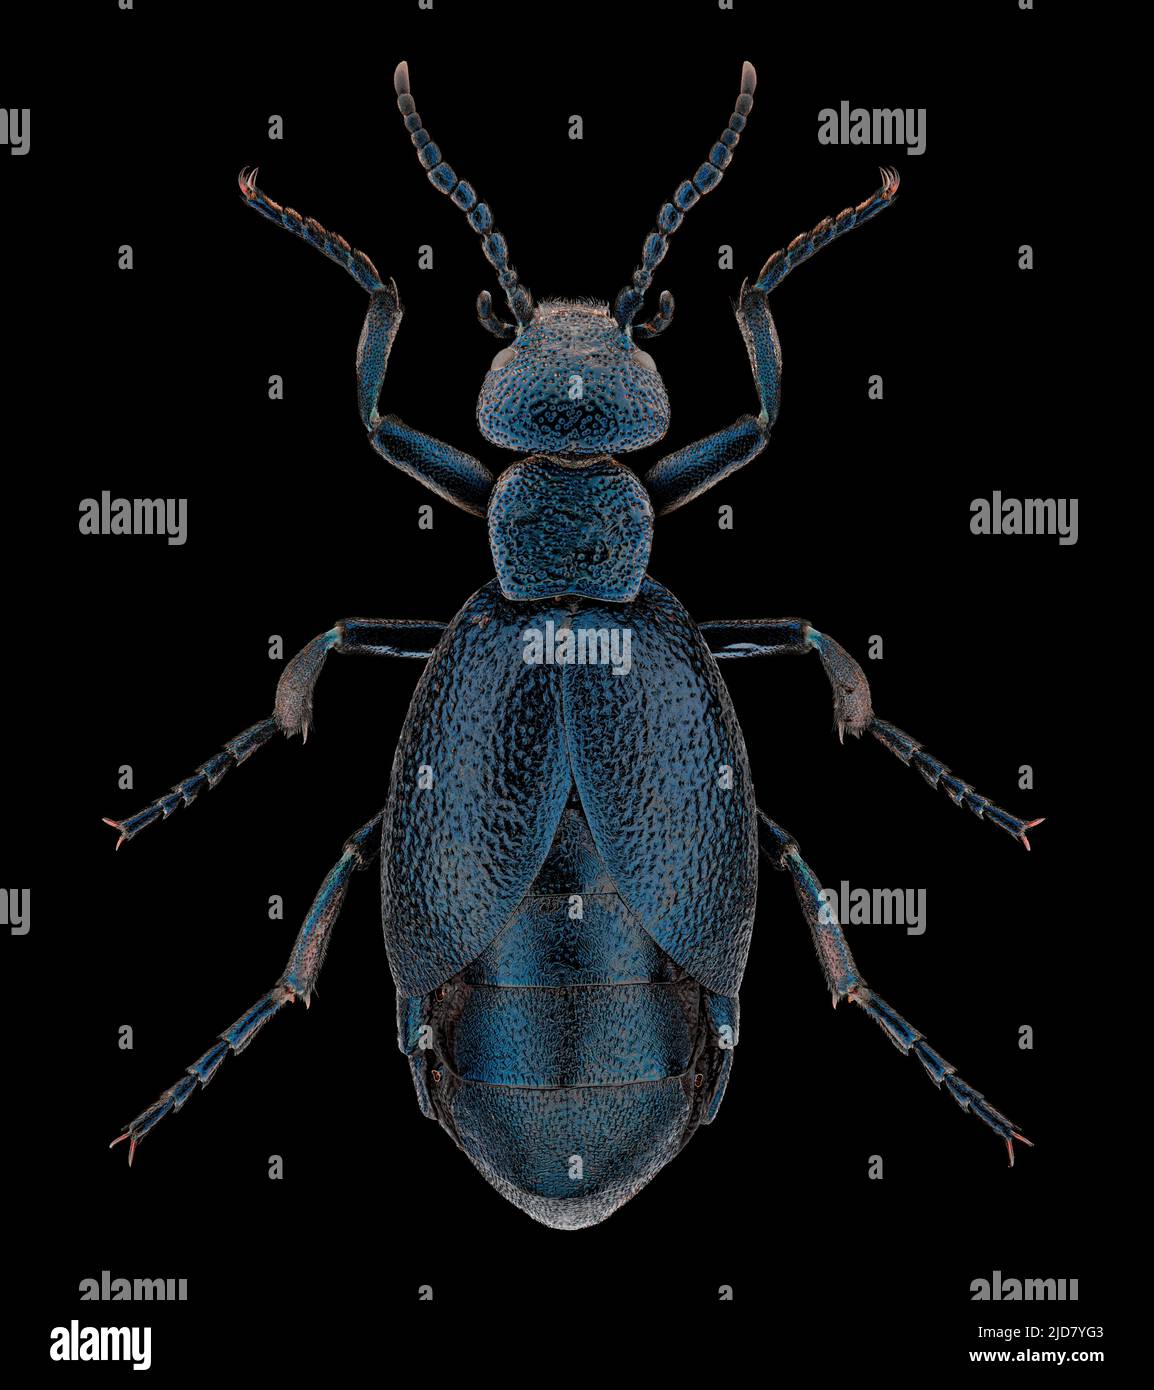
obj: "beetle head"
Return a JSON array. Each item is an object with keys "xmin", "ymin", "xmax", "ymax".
[{"xmin": 477, "ymin": 299, "xmax": 670, "ymax": 455}]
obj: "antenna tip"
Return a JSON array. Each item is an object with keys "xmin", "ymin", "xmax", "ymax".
[
  {"xmin": 394, "ymin": 60, "xmax": 410, "ymax": 96},
  {"xmin": 741, "ymin": 61, "xmax": 757, "ymax": 96}
]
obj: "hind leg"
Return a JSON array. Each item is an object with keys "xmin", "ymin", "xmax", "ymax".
[
  {"xmin": 110, "ymin": 812, "xmax": 382, "ymax": 1163},
  {"xmin": 757, "ymin": 809, "xmax": 1032, "ymax": 1165}
]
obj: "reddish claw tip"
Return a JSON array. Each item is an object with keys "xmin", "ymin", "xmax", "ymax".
[
  {"xmin": 1004, "ymin": 1131, "xmax": 1034, "ymax": 1167},
  {"xmin": 1020, "ymin": 817, "xmax": 1045, "ymax": 851},
  {"xmin": 109, "ymin": 1131, "xmax": 136, "ymax": 1166},
  {"xmin": 237, "ymin": 166, "xmax": 259, "ymax": 199},
  {"xmin": 101, "ymin": 817, "xmax": 127, "ymax": 851}
]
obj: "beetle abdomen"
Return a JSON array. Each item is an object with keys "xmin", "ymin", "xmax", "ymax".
[
  {"xmin": 460, "ymin": 804, "xmax": 678, "ymax": 987},
  {"xmin": 451, "ymin": 800, "xmax": 698, "ymax": 1088},
  {"xmin": 448, "ymin": 1081, "xmax": 695, "ymax": 1230},
  {"xmin": 398, "ymin": 796, "xmax": 734, "ymax": 1229},
  {"xmin": 449, "ymin": 983, "xmax": 697, "ymax": 1086}
]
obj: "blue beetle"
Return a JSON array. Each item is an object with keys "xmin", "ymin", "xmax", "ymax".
[{"xmin": 107, "ymin": 60, "xmax": 1040, "ymax": 1228}]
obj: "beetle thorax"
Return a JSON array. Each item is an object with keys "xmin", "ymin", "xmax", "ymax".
[{"xmin": 487, "ymin": 455, "xmax": 654, "ymax": 602}]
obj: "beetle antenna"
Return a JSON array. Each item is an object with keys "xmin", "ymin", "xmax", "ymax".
[
  {"xmin": 613, "ymin": 60, "xmax": 757, "ymax": 339},
  {"xmin": 394, "ymin": 60, "xmax": 533, "ymax": 336}
]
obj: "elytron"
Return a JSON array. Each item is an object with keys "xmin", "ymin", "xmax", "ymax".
[{"xmin": 107, "ymin": 59, "xmax": 1039, "ymax": 1228}]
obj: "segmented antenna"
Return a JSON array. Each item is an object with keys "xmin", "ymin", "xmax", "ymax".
[
  {"xmin": 613, "ymin": 61, "xmax": 757, "ymax": 338},
  {"xmin": 394, "ymin": 59, "xmax": 533, "ymax": 339}
]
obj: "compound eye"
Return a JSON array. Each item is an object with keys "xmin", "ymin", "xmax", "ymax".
[
  {"xmin": 489, "ymin": 347, "xmax": 516, "ymax": 371},
  {"xmin": 631, "ymin": 348, "xmax": 656, "ymax": 373}
]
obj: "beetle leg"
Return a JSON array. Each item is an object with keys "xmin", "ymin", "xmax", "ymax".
[
  {"xmin": 756, "ymin": 809, "xmax": 1033, "ymax": 1166},
  {"xmin": 701, "ymin": 617, "xmax": 812, "ymax": 660},
  {"xmin": 644, "ymin": 169, "xmax": 899, "ymax": 516},
  {"xmin": 644, "ymin": 280, "xmax": 779, "ymax": 515},
  {"xmin": 110, "ymin": 812, "xmax": 383, "ymax": 1164},
  {"xmin": 237, "ymin": 165, "xmax": 384, "ymax": 292},
  {"xmin": 753, "ymin": 166, "xmax": 900, "ymax": 295},
  {"xmin": 101, "ymin": 718, "xmax": 278, "ymax": 849},
  {"xmin": 237, "ymin": 167, "xmax": 494, "ymax": 517},
  {"xmin": 702, "ymin": 620, "xmax": 875, "ymax": 741},
  {"xmin": 869, "ymin": 718, "xmax": 1045, "ymax": 850},
  {"xmin": 355, "ymin": 283, "xmax": 494, "ymax": 515},
  {"xmin": 366, "ymin": 411, "xmax": 494, "ymax": 517},
  {"xmin": 275, "ymin": 619, "xmax": 445, "ymax": 742},
  {"xmin": 706, "ymin": 624, "xmax": 1041, "ymax": 846},
  {"xmin": 103, "ymin": 622, "xmax": 444, "ymax": 846}
]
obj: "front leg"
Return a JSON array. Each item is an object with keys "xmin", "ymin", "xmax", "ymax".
[
  {"xmin": 354, "ymin": 281, "xmax": 493, "ymax": 516},
  {"xmin": 238, "ymin": 169, "xmax": 493, "ymax": 516},
  {"xmin": 645, "ymin": 169, "xmax": 899, "ymax": 515},
  {"xmin": 103, "ymin": 619, "xmax": 445, "ymax": 848},
  {"xmin": 645, "ymin": 282, "xmax": 780, "ymax": 514}
]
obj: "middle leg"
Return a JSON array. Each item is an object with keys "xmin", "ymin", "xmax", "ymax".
[
  {"xmin": 704, "ymin": 621, "xmax": 1043, "ymax": 847},
  {"xmin": 104, "ymin": 619, "xmax": 445, "ymax": 848}
]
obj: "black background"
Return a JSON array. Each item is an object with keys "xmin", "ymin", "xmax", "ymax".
[{"xmin": 8, "ymin": 0, "xmax": 1115, "ymax": 1373}]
